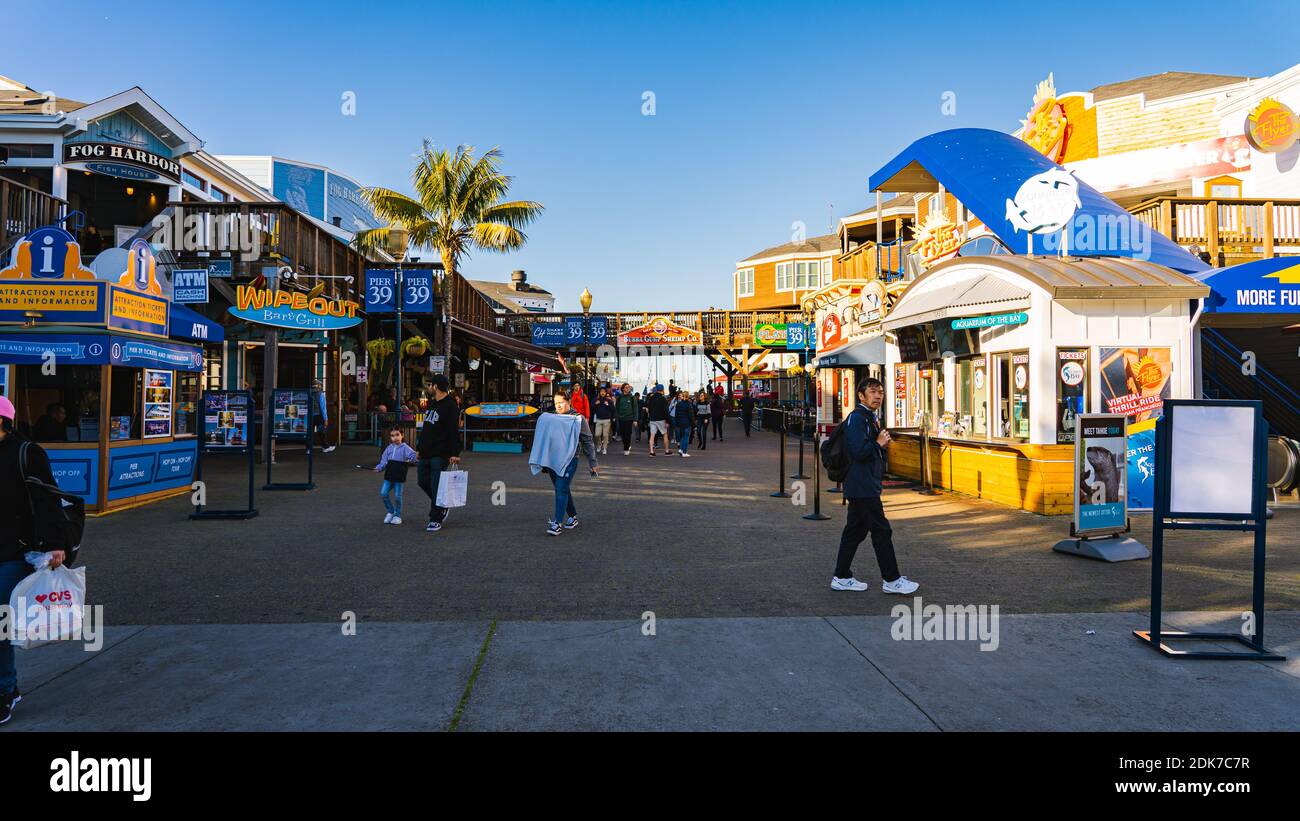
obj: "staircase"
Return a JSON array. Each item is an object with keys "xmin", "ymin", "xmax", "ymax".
[{"xmin": 1201, "ymin": 327, "xmax": 1300, "ymax": 440}]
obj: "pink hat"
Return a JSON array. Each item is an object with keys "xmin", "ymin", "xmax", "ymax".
[{"xmin": 0, "ymin": 395, "xmax": 14, "ymax": 421}]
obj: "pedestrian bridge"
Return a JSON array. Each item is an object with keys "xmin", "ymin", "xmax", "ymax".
[{"xmin": 503, "ymin": 309, "xmax": 808, "ymax": 351}]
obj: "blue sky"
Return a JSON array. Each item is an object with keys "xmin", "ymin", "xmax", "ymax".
[{"xmin": 6, "ymin": 0, "xmax": 1300, "ymax": 311}]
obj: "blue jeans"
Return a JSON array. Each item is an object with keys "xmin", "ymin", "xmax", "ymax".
[
  {"xmin": 546, "ymin": 456, "xmax": 579, "ymax": 524},
  {"xmin": 417, "ymin": 457, "xmax": 449, "ymax": 523},
  {"xmin": 380, "ymin": 480, "xmax": 405, "ymax": 516},
  {"xmin": 0, "ymin": 559, "xmax": 32, "ymax": 694},
  {"xmin": 676, "ymin": 424, "xmax": 691, "ymax": 453}
]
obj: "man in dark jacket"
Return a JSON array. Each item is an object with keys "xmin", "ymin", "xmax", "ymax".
[
  {"xmin": 740, "ymin": 391, "xmax": 755, "ymax": 437},
  {"xmin": 415, "ymin": 374, "xmax": 462, "ymax": 533},
  {"xmin": 645, "ymin": 385, "xmax": 671, "ymax": 456},
  {"xmin": 709, "ymin": 390, "xmax": 726, "ymax": 441},
  {"xmin": 0, "ymin": 396, "xmax": 68, "ymax": 725},
  {"xmin": 615, "ymin": 383, "xmax": 638, "ymax": 456},
  {"xmin": 832, "ymin": 378, "xmax": 919, "ymax": 594}
]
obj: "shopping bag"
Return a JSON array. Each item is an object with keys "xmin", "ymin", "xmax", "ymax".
[
  {"xmin": 9, "ymin": 565, "xmax": 87, "ymax": 650},
  {"xmin": 436, "ymin": 470, "xmax": 469, "ymax": 508}
]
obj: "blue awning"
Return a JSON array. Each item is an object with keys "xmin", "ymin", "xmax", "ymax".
[
  {"xmin": 1198, "ymin": 257, "xmax": 1300, "ymax": 318},
  {"xmin": 170, "ymin": 303, "xmax": 224, "ymax": 343},
  {"xmin": 868, "ymin": 128, "xmax": 1210, "ymax": 276}
]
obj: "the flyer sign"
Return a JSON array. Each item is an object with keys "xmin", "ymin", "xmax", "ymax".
[
  {"xmin": 1099, "ymin": 347, "xmax": 1171, "ymax": 423},
  {"xmin": 1074, "ymin": 414, "xmax": 1128, "ymax": 537},
  {"xmin": 203, "ymin": 391, "xmax": 252, "ymax": 450},
  {"xmin": 1125, "ymin": 419, "xmax": 1158, "ymax": 511},
  {"xmin": 1055, "ymin": 348, "xmax": 1088, "ymax": 445},
  {"xmin": 271, "ymin": 389, "xmax": 310, "ymax": 439},
  {"xmin": 142, "ymin": 369, "xmax": 173, "ymax": 439}
]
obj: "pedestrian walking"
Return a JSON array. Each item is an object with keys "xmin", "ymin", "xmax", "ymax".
[
  {"xmin": 311, "ymin": 379, "xmax": 336, "ymax": 453},
  {"xmin": 0, "ymin": 395, "xmax": 70, "ymax": 726},
  {"xmin": 592, "ymin": 387, "xmax": 615, "ymax": 455},
  {"xmin": 615, "ymin": 382, "xmax": 639, "ymax": 455},
  {"xmin": 694, "ymin": 390, "xmax": 711, "ymax": 450},
  {"xmin": 569, "ymin": 381, "xmax": 591, "ymax": 420},
  {"xmin": 415, "ymin": 374, "xmax": 462, "ymax": 533},
  {"xmin": 528, "ymin": 391, "xmax": 600, "ymax": 536},
  {"xmin": 374, "ymin": 427, "xmax": 419, "ymax": 525},
  {"xmin": 636, "ymin": 394, "xmax": 648, "ymax": 443},
  {"xmin": 672, "ymin": 390, "xmax": 695, "ymax": 457},
  {"xmin": 646, "ymin": 384, "xmax": 671, "ymax": 456},
  {"xmin": 831, "ymin": 378, "xmax": 919, "ymax": 594},
  {"xmin": 710, "ymin": 389, "xmax": 726, "ymax": 441},
  {"xmin": 740, "ymin": 390, "xmax": 755, "ymax": 437}
]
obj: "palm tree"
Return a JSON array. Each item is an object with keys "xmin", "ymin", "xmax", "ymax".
[{"xmin": 353, "ymin": 142, "xmax": 544, "ymax": 351}]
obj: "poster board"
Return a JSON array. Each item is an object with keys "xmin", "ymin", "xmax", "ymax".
[
  {"xmin": 1073, "ymin": 414, "xmax": 1128, "ymax": 537},
  {"xmin": 142, "ymin": 369, "xmax": 173, "ymax": 439},
  {"xmin": 1167, "ymin": 403, "xmax": 1259, "ymax": 517},
  {"xmin": 271, "ymin": 389, "xmax": 310, "ymax": 439},
  {"xmin": 203, "ymin": 391, "xmax": 252, "ymax": 450}
]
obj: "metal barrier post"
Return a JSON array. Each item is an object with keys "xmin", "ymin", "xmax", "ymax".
[
  {"xmin": 803, "ymin": 433, "xmax": 830, "ymax": 521},
  {"xmin": 771, "ymin": 411, "xmax": 789, "ymax": 498},
  {"xmin": 917, "ymin": 415, "xmax": 940, "ymax": 496},
  {"xmin": 791, "ymin": 408, "xmax": 809, "ymax": 479}
]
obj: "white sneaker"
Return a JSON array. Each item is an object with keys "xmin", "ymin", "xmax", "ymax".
[
  {"xmin": 881, "ymin": 576, "xmax": 919, "ymax": 594},
  {"xmin": 323, "ymin": 446, "xmax": 336, "ymax": 453},
  {"xmin": 624, "ymin": 449, "xmax": 630, "ymax": 455},
  {"xmin": 391, "ymin": 516, "xmax": 403, "ymax": 525},
  {"xmin": 831, "ymin": 576, "xmax": 869, "ymax": 591},
  {"xmin": 680, "ymin": 451, "xmax": 691, "ymax": 458},
  {"xmin": 383, "ymin": 513, "xmax": 393, "ymax": 524}
]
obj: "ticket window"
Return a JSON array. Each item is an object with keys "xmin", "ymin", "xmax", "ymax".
[
  {"xmin": 9, "ymin": 365, "xmax": 101, "ymax": 442},
  {"xmin": 993, "ymin": 351, "xmax": 1030, "ymax": 441},
  {"xmin": 971, "ymin": 357, "xmax": 989, "ymax": 437},
  {"xmin": 108, "ymin": 367, "xmax": 143, "ymax": 441}
]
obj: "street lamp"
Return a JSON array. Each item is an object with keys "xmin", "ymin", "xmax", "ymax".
[
  {"xmin": 579, "ymin": 288, "xmax": 593, "ymax": 388},
  {"xmin": 386, "ymin": 225, "xmax": 411, "ymax": 415}
]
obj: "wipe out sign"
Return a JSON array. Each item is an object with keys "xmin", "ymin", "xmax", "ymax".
[{"xmin": 229, "ymin": 285, "xmax": 361, "ymax": 330}]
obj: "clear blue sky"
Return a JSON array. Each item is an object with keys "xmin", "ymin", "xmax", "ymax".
[{"xmin": 7, "ymin": 0, "xmax": 1299, "ymax": 311}]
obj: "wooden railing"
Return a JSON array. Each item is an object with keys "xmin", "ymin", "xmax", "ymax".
[
  {"xmin": 1, "ymin": 177, "xmax": 67, "ymax": 255},
  {"xmin": 156, "ymin": 201, "xmax": 371, "ymax": 303},
  {"xmin": 1128, "ymin": 196, "xmax": 1300, "ymax": 266},
  {"xmin": 505, "ymin": 309, "xmax": 807, "ymax": 349},
  {"xmin": 835, "ymin": 240, "xmax": 909, "ymax": 282}
]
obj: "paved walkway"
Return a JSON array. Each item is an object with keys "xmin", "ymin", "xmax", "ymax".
[
  {"xmin": 8, "ymin": 611, "xmax": 1299, "ymax": 731},
  {"xmin": 6, "ymin": 422, "xmax": 1297, "ymax": 731}
]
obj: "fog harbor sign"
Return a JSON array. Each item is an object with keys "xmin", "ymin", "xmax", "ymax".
[{"xmin": 63, "ymin": 142, "xmax": 182, "ymax": 184}]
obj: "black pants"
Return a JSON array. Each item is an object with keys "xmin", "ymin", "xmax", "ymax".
[
  {"xmin": 741, "ymin": 414, "xmax": 752, "ymax": 436},
  {"xmin": 711, "ymin": 415, "xmax": 724, "ymax": 440},
  {"xmin": 618, "ymin": 419, "xmax": 633, "ymax": 451},
  {"xmin": 694, "ymin": 416, "xmax": 708, "ymax": 448},
  {"xmin": 835, "ymin": 496, "xmax": 900, "ymax": 582},
  {"xmin": 418, "ymin": 456, "xmax": 450, "ymax": 523}
]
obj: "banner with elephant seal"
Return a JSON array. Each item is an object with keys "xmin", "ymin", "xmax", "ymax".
[{"xmin": 1073, "ymin": 413, "xmax": 1129, "ymax": 537}]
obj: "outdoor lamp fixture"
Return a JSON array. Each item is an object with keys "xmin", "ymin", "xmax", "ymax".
[
  {"xmin": 125, "ymin": 186, "xmax": 134, "ymax": 196},
  {"xmin": 579, "ymin": 288, "xmax": 593, "ymax": 376},
  {"xmin": 579, "ymin": 288, "xmax": 593, "ymax": 312},
  {"xmin": 385, "ymin": 225, "xmax": 410, "ymax": 262}
]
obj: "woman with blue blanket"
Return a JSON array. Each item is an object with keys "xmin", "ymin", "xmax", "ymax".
[{"xmin": 528, "ymin": 391, "xmax": 600, "ymax": 536}]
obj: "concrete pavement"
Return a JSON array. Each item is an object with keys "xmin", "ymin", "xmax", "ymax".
[{"xmin": 7, "ymin": 611, "xmax": 1298, "ymax": 731}]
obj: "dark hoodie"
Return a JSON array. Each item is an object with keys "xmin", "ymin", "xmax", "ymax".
[
  {"xmin": 415, "ymin": 395, "xmax": 462, "ymax": 460},
  {"xmin": 0, "ymin": 431, "xmax": 64, "ymax": 563}
]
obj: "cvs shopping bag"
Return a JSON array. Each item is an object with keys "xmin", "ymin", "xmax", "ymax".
[
  {"xmin": 436, "ymin": 469, "xmax": 468, "ymax": 508},
  {"xmin": 8, "ymin": 564, "xmax": 87, "ymax": 649}
]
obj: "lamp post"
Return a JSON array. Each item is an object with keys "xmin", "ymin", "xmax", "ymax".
[
  {"xmin": 579, "ymin": 287, "xmax": 593, "ymax": 390},
  {"xmin": 386, "ymin": 225, "xmax": 410, "ymax": 415}
]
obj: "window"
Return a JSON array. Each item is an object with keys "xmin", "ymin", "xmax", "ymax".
[
  {"xmin": 822, "ymin": 258, "xmax": 832, "ymax": 286},
  {"xmin": 993, "ymin": 351, "xmax": 1030, "ymax": 441},
  {"xmin": 775, "ymin": 262, "xmax": 794, "ymax": 291},
  {"xmin": 0, "ymin": 143, "xmax": 55, "ymax": 159},
  {"xmin": 736, "ymin": 268, "xmax": 754, "ymax": 297},
  {"xmin": 1203, "ymin": 175, "xmax": 1242, "ymax": 199},
  {"xmin": 795, "ymin": 260, "xmax": 818, "ymax": 290},
  {"xmin": 210, "ymin": 186, "xmax": 228, "ymax": 202},
  {"xmin": 10, "ymin": 365, "xmax": 101, "ymax": 442},
  {"xmin": 181, "ymin": 169, "xmax": 207, "ymax": 191}
]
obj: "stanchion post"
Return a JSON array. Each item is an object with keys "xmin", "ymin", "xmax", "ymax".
[
  {"xmin": 803, "ymin": 433, "xmax": 830, "ymax": 521},
  {"xmin": 771, "ymin": 411, "xmax": 789, "ymax": 498},
  {"xmin": 916, "ymin": 414, "xmax": 940, "ymax": 496},
  {"xmin": 791, "ymin": 408, "xmax": 809, "ymax": 479}
]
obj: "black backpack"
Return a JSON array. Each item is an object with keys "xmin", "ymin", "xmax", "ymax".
[
  {"xmin": 19, "ymin": 441, "xmax": 84, "ymax": 566},
  {"xmin": 821, "ymin": 420, "xmax": 852, "ymax": 482}
]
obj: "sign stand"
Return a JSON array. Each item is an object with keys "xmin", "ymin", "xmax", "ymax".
[
  {"xmin": 264, "ymin": 389, "xmax": 316, "ymax": 491},
  {"xmin": 1133, "ymin": 400, "xmax": 1283, "ymax": 660},
  {"xmin": 1054, "ymin": 413, "xmax": 1148, "ymax": 562},
  {"xmin": 191, "ymin": 390, "xmax": 258, "ymax": 520}
]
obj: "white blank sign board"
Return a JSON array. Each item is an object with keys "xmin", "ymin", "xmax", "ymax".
[{"xmin": 1169, "ymin": 405, "xmax": 1257, "ymax": 515}]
